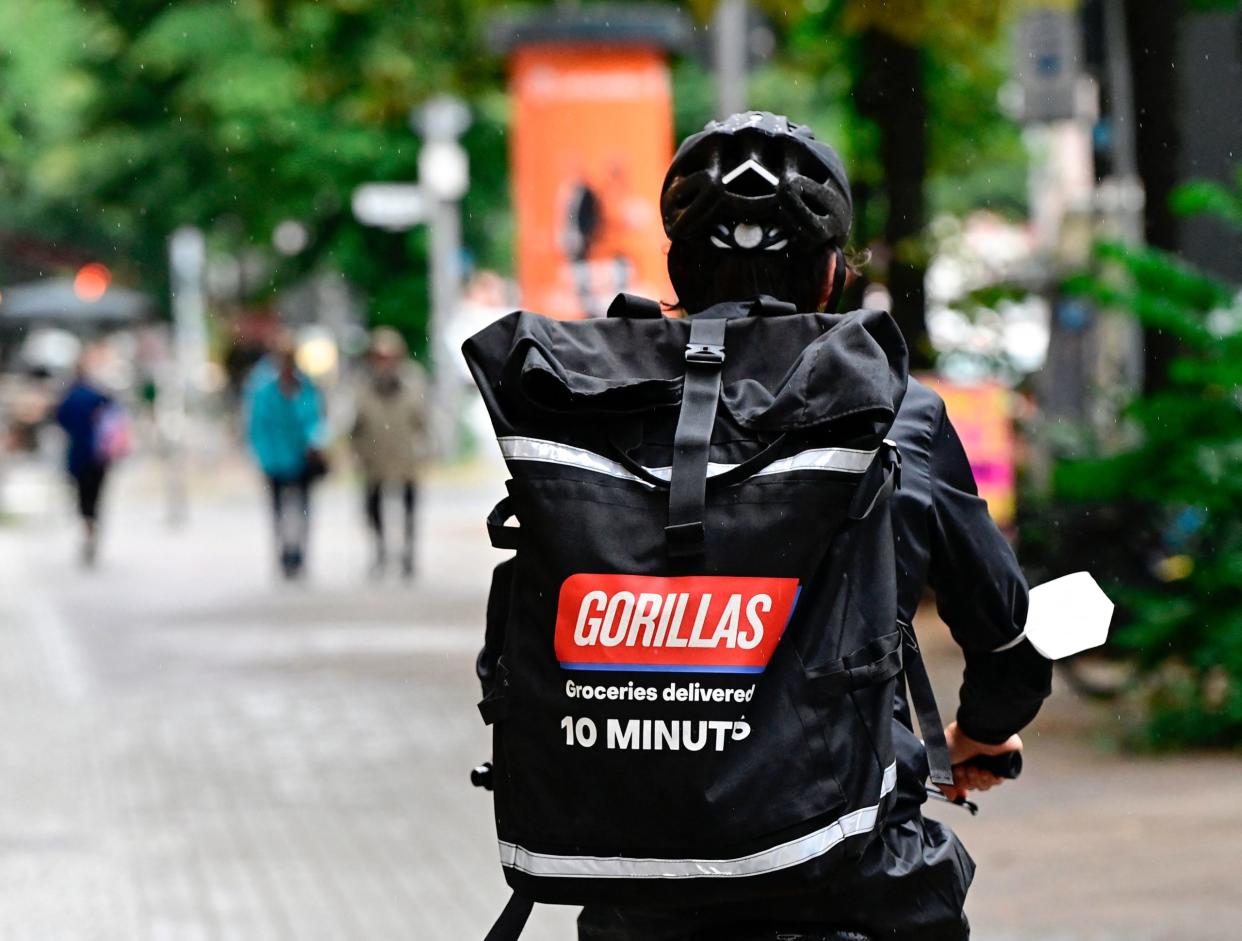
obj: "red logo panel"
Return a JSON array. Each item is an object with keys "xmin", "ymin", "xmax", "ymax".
[{"xmin": 554, "ymin": 573, "xmax": 800, "ymax": 673}]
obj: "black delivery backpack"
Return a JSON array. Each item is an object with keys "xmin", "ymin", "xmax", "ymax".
[{"xmin": 463, "ymin": 294, "xmax": 953, "ymax": 938}]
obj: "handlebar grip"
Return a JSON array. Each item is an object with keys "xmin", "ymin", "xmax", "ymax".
[
  {"xmin": 959, "ymin": 751, "xmax": 1023, "ymax": 780},
  {"xmin": 470, "ymin": 762, "xmax": 494, "ymax": 791}
]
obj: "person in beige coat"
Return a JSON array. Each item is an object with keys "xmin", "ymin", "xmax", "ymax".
[{"xmin": 351, "ymin": 328, "xmax": 432, "ymax": 578}]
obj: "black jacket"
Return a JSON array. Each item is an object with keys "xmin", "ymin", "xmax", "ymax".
[{"xmin": 890, "ymin": 378, "xmax": 1052, "ymax": 745}]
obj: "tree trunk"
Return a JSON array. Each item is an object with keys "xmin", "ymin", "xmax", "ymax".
[
  {"xmin": 1125, "ymin": 0, "xmax": 1183, "ymax": 393},
  {"xmin": 854, "ymin": 28, "xmax": 931, "ymax": 369}
]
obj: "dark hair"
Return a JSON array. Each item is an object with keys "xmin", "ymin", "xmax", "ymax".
[{"xmin": 667, "ymin": 239, "xmax": 835, "ymax": 315}]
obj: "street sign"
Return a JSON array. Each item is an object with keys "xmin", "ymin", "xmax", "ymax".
[
  {"xmin": 419, "ymin": 141, "xmax": 470, "ymax": 202},
  {"xmin": 412, "ymin": 95, "xmax": 471, "ymax": 141},
  {"xmin": 351, "ymin": 183, "xmax": 429, "ymax": 231},
  {"xmin": 1013, "ymin": 9, "xmax": 1087, "ymax": 123}
]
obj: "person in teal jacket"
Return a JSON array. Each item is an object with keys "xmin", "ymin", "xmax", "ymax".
[{"xmin": 245, "ymin": 337, "xmax": 327, "ymax": 578}]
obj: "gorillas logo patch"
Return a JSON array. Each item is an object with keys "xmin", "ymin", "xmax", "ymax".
[{"xmin": 554, "ymin": 574, "xmax": 800, "ymax": 673}]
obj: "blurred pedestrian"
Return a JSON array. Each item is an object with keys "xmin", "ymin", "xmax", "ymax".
[
  {"xmin": 351, "ymin": 327, "xmax": 431, "ymax": 579},
  {"xmin": 245, "ymin": 333, "xmax": 327, "ymax": 579},
  {"xmin": 55, "ymin": 360, "xmax": 126, "ymax": 566}
]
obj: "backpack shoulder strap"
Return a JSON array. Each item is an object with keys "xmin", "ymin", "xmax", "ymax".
[
  {"xmin": 606, "ymin": 293, "xmax": 663, "ymax": 319},
  {"xmin": 750, "ymin": 294, "xmax": 798, "ymax": 317},
  {"xmin": 899, "ymin": 620, "xmax": 955, "ymax": 787},
  {"xmin": 483, "ymin": 892, "xmax": 534, "ymax": 941}
]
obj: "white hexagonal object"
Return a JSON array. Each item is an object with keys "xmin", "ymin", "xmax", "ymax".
[{"xmin": 1023, "ymin": 572, "xmax": 1114, "ymax": 660}]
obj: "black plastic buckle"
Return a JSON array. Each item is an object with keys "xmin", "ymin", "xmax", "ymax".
[
  {"xmin": 685, "ymin": 343, "xmax": 725, "ymax": 366},
  {"xmin": 884, "ymin": 438, "xmax": 903, "ymax": 490},
  {"xmin": 898, "ymin": 619, "xmax": 920, "ymax": 654},
  {"xmin": 665, "ymin": 521, "xmax": 705, "ymax": 559}
]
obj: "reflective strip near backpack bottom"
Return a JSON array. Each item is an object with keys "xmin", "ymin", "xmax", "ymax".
[{"xmin": 498, "ymin": 761, "xmax": 896, "ymax": 880}]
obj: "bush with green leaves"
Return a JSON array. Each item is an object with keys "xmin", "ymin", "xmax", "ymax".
[{"xmin": 1057, "ymin": 173, "xmax": 1242, "ymax": 747}]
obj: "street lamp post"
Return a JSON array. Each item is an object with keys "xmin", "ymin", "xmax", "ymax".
[
  {"xmin": 164, "ymin": 225, "xmax": 209, "ymax": 525},
  {"xmin": 414, "ymin": 97, "xmax": 471, "ymax": 460},
  {"xmin": 714, "ymin": 0, "xmax": 749, "ymax": 117}
]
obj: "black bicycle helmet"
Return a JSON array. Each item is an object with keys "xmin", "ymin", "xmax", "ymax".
[{"xmin": 661, "ymin": 112, "xmax": 853, "ymax": 253}]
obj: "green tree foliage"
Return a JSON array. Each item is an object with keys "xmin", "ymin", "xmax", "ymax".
[
  {"xmin": 777, "ymin": 0, "xmax": 1028, "ymax": 364},
  {"xmin": 779, "ymin": 0, "xmax": 1026, "ymax": 173},
  {"xmin": 0, "ymin": 0, "xmax": 509, "ymax": 353},
  {"xmin": 1058, "ymin": 172, "xmax": 1242, "ymax": 746},
  {"xmin": 2, "ymin": 0, "xmax": 1028, "ymax": 354}
]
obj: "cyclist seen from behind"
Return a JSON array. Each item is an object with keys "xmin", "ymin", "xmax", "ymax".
[{"xmin": 576, "ymin": 112, "xmax": 1054, "ymax": 941}]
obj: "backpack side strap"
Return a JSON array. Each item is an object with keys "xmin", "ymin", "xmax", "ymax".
[
  {"xmin": 899, "ymin": 620, "xmax": 955, "ymax": 787},
  {"xmin": 666, "ymin": 317, "xmax": 727, "ymax": 564},
  {"xmin": 483, "ymin": 891, "xmax": 534, "ymax": 941},
  {"xmin": 487, "ymin": 496, "xmax": 522, "ymax": 550}
]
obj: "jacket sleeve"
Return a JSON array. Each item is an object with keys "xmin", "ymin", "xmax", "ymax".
[{"xmin": 925, "ymin": 402, "xmax": 1053, "ymax": 745}]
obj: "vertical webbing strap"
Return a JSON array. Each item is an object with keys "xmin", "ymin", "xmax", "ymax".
[
  {"xmin": 900, "ymin": 621, "xmax": 955, "ymax": 787},
  {"xmin": 665, "ymin": 317, "xmax": 727, "ymax": 565}
]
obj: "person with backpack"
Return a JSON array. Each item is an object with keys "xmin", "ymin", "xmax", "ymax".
[
  {"xmin": 55, "ymin": 357, "xmax": 126, "ymax": 567},
  {"xmin": 464, "ymin": 113, "xmax": 1052, "ymax": 941}
]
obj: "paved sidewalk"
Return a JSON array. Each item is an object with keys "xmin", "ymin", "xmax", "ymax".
[
  {"xmin": 1, "ymin": 457, "xmax": 1239, "ymax": 940},
  {"xmin": 0, "ymin": 460, "xmax": 575, "ymax": 941}
]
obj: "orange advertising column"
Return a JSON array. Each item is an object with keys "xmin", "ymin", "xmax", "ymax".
[{"xmin": 510, "ymin": 45, "xmax": 675, "ymax": 319}]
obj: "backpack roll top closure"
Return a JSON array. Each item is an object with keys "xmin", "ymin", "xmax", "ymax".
[
  {"xmin": 475, "ymin": 309, "xmax": 910, "ymax": 525},
  {"xmin": 470, "ymin": 306, "xmax": 907, "ymax": 435}
]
